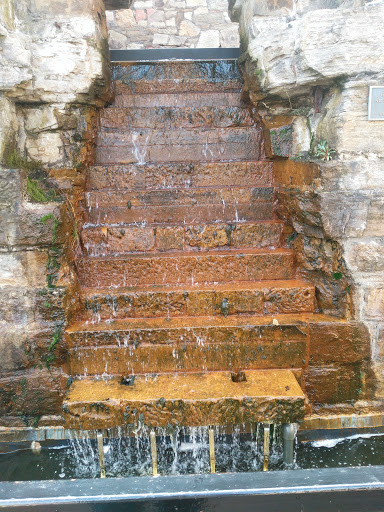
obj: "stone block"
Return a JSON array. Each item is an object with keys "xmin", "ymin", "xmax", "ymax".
[
  {"xmin": 220, "ymin": 26, "xmax": 240, "ymax": 48},
  {"xmin": 186, "ymin": 0, "xmax": 206, "ymax": 6},
  {"xmin": 25, "ymin": 132, "xmax": 63, "ymax": 165},
  {"xmin": 24, "ymin": 106, "xmax": 58, "ymax": 134},
  {"xmin": 179, "ymin": 19, "xmax": 200, "ymax": 37},
  {"xmin": 167, "ymin": 35, "xmax": 187, "ymax": 46},
  {"xmin": 197, "ymin": 29, "xmax": 220, "ymax": 48},
  {"xmin": 344, "ymin": 239, "xmax": 384, "ymax": 274},
  {"xmin": 0, "ymin": 251, "xmax": 48, "ymax": 288},
  {"xmin": 114, "ymin": 9, "xmax": 136, "ymax": 26},
  {"xmin": 152, "ymin": 33, "xmax": 169, "ymax": 45},
  {"xmin": 109, "ymin": 29, "xmax": 128, "ymax": 49},
  {"xmin": 363, "ymin": 288, "xmax": 384, "ymax": 320}
]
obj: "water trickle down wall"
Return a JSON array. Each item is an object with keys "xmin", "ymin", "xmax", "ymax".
[
  {"xmin": 61, "ymin": 56, "xmax": 372, "ymax": 432},
  {"xmin": 0, "ymin": 0, "xmax": 379, "ymax": 431}
]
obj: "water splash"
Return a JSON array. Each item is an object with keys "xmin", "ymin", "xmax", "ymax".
[{"xmin": 132, "ymin": 132, "xmax": 149, "ymax": 165}]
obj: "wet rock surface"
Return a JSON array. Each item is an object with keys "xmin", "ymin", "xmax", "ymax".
[{"xmin": 62, "ymin": 60, "xmax": 371, "ymax": 430}]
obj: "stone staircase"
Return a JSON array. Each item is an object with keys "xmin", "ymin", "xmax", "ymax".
[{"xmin": 63, "ymin": 61, "xmax": 369, "ymax": 431}]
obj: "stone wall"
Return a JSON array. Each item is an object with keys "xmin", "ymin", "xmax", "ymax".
[
  {"xmin": 0, "ymin": 0, "xmax": 110, "ymax": 425},
  {"xmin": 106, "ymin": 0, "xmax": 239, "ymax": 49},
  {"xmin": 230, "ymin": 0, "xmax": 384, "ymax": 398}
]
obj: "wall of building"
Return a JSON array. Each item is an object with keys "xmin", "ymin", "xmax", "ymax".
[
  {"xmin": 230, "ymin": 0, "xmax": 384, "ymax": 397},
  {"xmin": 106, "ymin": 0, "xmax": 239, "ymax": 49}
]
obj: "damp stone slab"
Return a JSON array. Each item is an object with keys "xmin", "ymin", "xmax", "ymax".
[{"xmin": 63, "ymin": 370, "xmax": 305, "ymax": 430}]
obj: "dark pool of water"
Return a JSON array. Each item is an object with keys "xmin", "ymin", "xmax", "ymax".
[{"xmin": 1, "ymin": 432, "xmax": 384, "ymax": 482}]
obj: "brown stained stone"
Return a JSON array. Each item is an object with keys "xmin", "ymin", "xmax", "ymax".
[
  {"xmin": 231, "ymin": 222, "xmax": 282, "ymax": 249},
  {"xmin": 97, "ymin": 126, "xmax": 263, "ymax": 148},
  {"xmin": 264, "ymin": 285, "xmax": 315, "ymax": 315},
  {"xmin": 69, "ymin": 340, "xmax": 307, "ymax": 376},
  {"xmin": 85, "ymin": 187, "xmax": 273, "ymax": 209},
  {"xmin": 99, "ymin": 106, "xmax": 255, "ymax": 130},
  {"xmin": 82, "ymin": 226, "xmax": 155, "ymax": 256},
  {"xmin": 309, "ymin": 321, "xmax": 371, "ymax": 364},
  {"xmin": 65, "ymin": 314, "xmax": 310, "ymax": 348},
  {"xmin": 63, "ymin": 370, "xmax": 305, "ymax": 429},
  {"xmin": 88, "ymin": 161, "xmax": 273, "ymax": 191},
  {"xmin": 0, "ymin": 368, "xmax": 68, "ymax": 417},
  {"xmin": 303, "ymin": 363, "xmax": 366, "ymax": 405},
  {"xmin": 274, "ymin": 160, "xmax": 320, "ymax": 188},
  {"xmin": 80, "ymin": 281, "xmax": 315, "ymax": 321},
  {"xmin": 75, "ymin": 249, "xmax": 295, "ymax": 288},
  {"xmin": 83, "ymin": 203, "xmax": 274, "ymax": 226},
  {"xmin": 114, "ymin": 92, "xmax": 245, "ymax": 108},
  {"xmin": 87, "ymin": 165, "xmax": 146, "ymax": 190},
  {"xmin": 185, "ymin": 225, "xmax": 230, "ymax": 249},
  {"xmin": 155, "ymin": 226, "xmax": 184, "ymax": 251}
]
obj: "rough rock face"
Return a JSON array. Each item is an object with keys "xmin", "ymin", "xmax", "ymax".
[
  {"xmin": 106, "ymin": 0, "xmax": 239, "ymax": 49},
  {"xmin": 231, "ymin": 0, "xmax": 384, "ymax": 396},
  {"xmin": 0, "ymin": 0, "xmax": 110, "ymax": 424}
]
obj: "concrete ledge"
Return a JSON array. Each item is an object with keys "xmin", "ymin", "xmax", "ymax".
[{"xmin": 1, "ymin": 467, "xmax": 384, "ymax": 510}]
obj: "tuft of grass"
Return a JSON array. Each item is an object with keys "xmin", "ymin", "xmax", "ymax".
[
  {"xmin": 27, "ymin": 177, "xmax": 48, "ymax": 203},
  {"xmin": 6, "ymin": 149, "xmax": 42, "ymax": 171}
]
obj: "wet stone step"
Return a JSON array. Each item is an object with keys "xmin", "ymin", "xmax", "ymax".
[
  {"xmin": 99, "ymin": 106, "xmax": 256, "ymax": 130},
  {"xmin": 81, "ymin": 221, "xmax": 283, "ymax": 256},
  {"xmin": 112, "ymin": 61, "xmax": 242, "ymax": 84},
  {"xmin": 87, "ymin": 161, "xmax": 273, "ymax": 191},
  {"xmin": 114, "ymin": 92, "xmax": 244, "ymax": 108},
  {"xmin": 97, "ymin": 126, "xmax": 263, "ymax": 147},
  {"xmin": 82, "ymin": 202, "xmax": 274, "ymax": 226},
  {"xmin": 66, "ymin": 314, "xmax": 310, "ymax": 348},
  {"xmin": 63, "ymin": 370, "xmax": 306, "ymax": 430},
  {"xmin": 95, "ymin": 127, "xmax": 265, "ymax": 165},
  {"xmin": 80, "ymin": 280, "xmax": 314, "ymax": 321},
  {"xmin": 96, "ymin": 141, "xmax": 264, "ymax": 165},
  {"xmin": 84, "ymin": 187, "xmax": 274, "ymax": 209},
  {"xmin": 69, "ymin": 339, "xmax": 307, "ymax": 376},
  {"xmin": 75, "ymin": 249, "xmax": 295, "ymax": 288}
]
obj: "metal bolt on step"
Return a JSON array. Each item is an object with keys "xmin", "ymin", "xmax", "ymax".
[
  {"xmin": 97, "ymin": 433, "xmax": 106, "ymax": 479},
  {"xmin": 209, "ymin": 428, "xmax": 216, "ymax": 474},
  {"xmin": 263, "ymin": 423, "xmax": 271, "ymax": 472},
  {"xmin": 150, "ymin": 431, "xmax": 158, "ymax": 476}
]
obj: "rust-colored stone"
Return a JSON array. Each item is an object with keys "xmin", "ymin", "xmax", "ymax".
[
  {"xmin": 80, "ymin": 280, "xmax": 314, "ymax": 321},
  {"xmin": 303, "ymin": 363, "xmax": 367, "ymax": 405},
  {"xmin": 69, "ymin": 340, "xmax": 307, "ymax": 376},
  {"xmin": 309, "ymin": 321, "xmax": 371, "ymax": 364},
  {"xmin": 75, "ymin": 249, "xmax": 295, "ymax": 287},
  {"xmin": 63, "ymin": 370, "xmax": 305, "ymax": 429},
  {"xmin": 114, "ymin": 92, "xmax": 245, "ymax": 108},
  {"xmin": 88, "ymin": 161, "xmax": 273, "ymax": 191}
]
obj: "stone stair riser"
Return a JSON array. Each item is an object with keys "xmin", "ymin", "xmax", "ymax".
[
  {"xmin": 83, "ymin": 203, "xmax": 274, "ymax": 226},
  {"xmin": 69, "ymin": 341, "xmax": 307, "ymax": 376},
  {"xmin": 114, "ymin": 92, "xmax": 244, "ymax": 108},
  {"xmin": 87, "ymin": 161, "xmax": 273, "ymax": 190},
  {"xmin": 81, "ymin": 283, "xmax": 314, "ymax": 321},
  {"xmin": 100, "ymin": 106, "xmax": 255, "ymax": 130},
  {"xmin": 81, "ymin": 222, "xmax": 283, "ymax": 256},
  {"xmin": 75, "ymin": 251, "xmax": 295, "ymax": 288}
]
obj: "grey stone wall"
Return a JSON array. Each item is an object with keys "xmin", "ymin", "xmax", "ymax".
[
  {"xmin": 231, "ymin": 0, "xmax": 384, "ymax": 397},
  {"xmin": 106, "ymin": 0, "xmax": 239, "ymax": 49},
  {"xmin": 0, "ymin": 0, "xmax": 110, "ymax": 424}
]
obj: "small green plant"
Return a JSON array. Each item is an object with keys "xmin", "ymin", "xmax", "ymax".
[
  {"xmin": 40, "ymin": 213, "xmax": 60, "ymax": 243},
  {"xmin": 314, "ymin": 140, "xmax": 336, "ymax": 161},
  {"xmin": 332, "ymin": 272, "xmax": 343, "ymax": 280},
  {"xmin": 6, "ymin": 149, "xmax": 42, "ymax": 172},
  {"xmin": 27, "ymin": 177, "xmax": 48, "ymax": 202}
]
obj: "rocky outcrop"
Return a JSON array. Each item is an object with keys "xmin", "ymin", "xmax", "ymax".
[
  {"xmin": 0, "ymin": 0, "xmax": 111, "ymax": 424},
  {"xmin": 231, "ymin": 0, "xmax": 384, "ymax": 397}
]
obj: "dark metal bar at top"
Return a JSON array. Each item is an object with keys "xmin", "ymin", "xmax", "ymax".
[{"xmin": 110, "ymin": 48, "xmax": 240, "ymax": 62}]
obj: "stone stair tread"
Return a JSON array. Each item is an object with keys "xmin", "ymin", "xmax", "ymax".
[
  {"xmin": 81, "ymin": 279, "xmax": 313, "ymax": 296},
  {"xmin": 81, "ymin": 219, "xmax": 283, "ymax": 230},
  {"xmin": 76, "ymin": 247, "xmax": 292, "ymax": 262},
  {"xmin": 66, "ymin": 312, "xmax": 343, "ymax": 334},
  {"xmin": 63, "ymin": 370, "xmax": 306, "ymax": 429}
]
